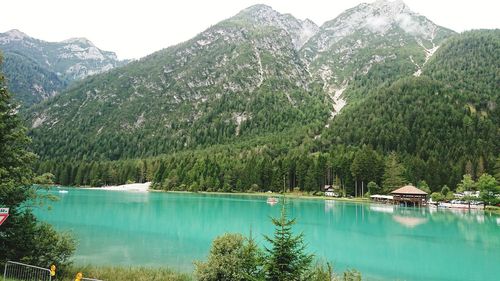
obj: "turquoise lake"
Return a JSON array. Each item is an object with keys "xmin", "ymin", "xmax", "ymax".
[{"xmin": 33, "ymin": 189, "xmax": 500, "ymax": 281}]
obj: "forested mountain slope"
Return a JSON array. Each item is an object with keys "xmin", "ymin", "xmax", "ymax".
[
  {"xmin": 320, "ymin": 29, "xmax": 500, "ymax": 187},
  {"xmin": 28, "ymin": 1, "xmax": 455, "ymax": 161},
  {"xmin": 2, "ymin": 51, "xmax": 67, "ymax": 105},
  {"xmin": 0, "ymin": 29, "xmax": 126, "ymax": 106},
  {"xmin": 27, "ymin": 5, "xmax": 328, "ymax": 160},
  {"xmin": 302, "ymin": 0, "xmax": 454, "ymax": 117},
  {"xmin": 145, "ymin": 30, "xmax": 499, "ymax": 192},
  {"xmin": 26, "ymin": 3, "xmax": 499, "ymax": 191}
]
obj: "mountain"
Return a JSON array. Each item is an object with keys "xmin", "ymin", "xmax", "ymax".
[
  {"xmin": 27, "ymin": 4, "xmax": 328, "ymax": 160},
  {"xmin": 320, "ymin": 29, "xmax": 499, "ymax": 187},
  {"xmin": 234, "ymin": 4, "xmax": 319, "ymax": 50},
  {"xmin": 302, "ymin": 0, "xmax": 455, "ymax": 120},
  {"xmin": 145, "ymin": 29, "xmax": 498, "ymax": 192},
  {"xmin": 0, "ymin": 29, "xmax": 126, "ymax": 106},
  {"xmin": 1, "ymin": 51, "xmax": 67, "ymax": 106},
  {"xmin": 24, "ymin": 2, "xmax": 499, "ymax": 190},
  {"xmin": 28, "ymin": 1, "xmax": 457, "ymax": 160}
]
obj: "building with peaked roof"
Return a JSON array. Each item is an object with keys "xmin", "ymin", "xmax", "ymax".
[
  {"xmin": 391, "ymin": 185, "xmax": 428, "ymax": 207},
  {"xmin": 324, "ymin": 185, "xmax": 340, "ymax": 197}
]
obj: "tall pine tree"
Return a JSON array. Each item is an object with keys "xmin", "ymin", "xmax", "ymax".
[
  {"xmin": 264, "ymin": 198, "xmax": 313, "ymax": 281},
  {"xmin": 0, "ymin": 55, "xmax": 75, "ymax": 267},
  {"xmin": 382, "ymin": 152, "xmax": 406, "ymax": 193}
]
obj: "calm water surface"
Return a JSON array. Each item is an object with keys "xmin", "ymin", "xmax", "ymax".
[{"xmin": 33, "ymin": 189, "xmax": 500, "ymax": 281}]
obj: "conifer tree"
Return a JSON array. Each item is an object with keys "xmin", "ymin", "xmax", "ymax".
[
  {"xmin": 351, "ymin": 146, "xmax": 383, "ymax": 196},
  {"xmin": 493, "ymin": 156, "xmax": 500, "ymax": 182},
  {"xmin": 0, "ymin": 55, "xmax": 75, "ymax": 267},
  {"xmin": 264, "ymin": 199, "xmax": 313, "ymax": 281},
  {"xmin": 382, "ymin": 152, "xmax": 406, "ymax": 193}
]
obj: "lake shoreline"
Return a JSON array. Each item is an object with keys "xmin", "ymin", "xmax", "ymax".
[
  {"xmin": 152, "ymin": 189, "xmax": 371, "ymax": 203},
  {"xmin": 485, "ymin": 205, "xmax": 500, "ymax": 214},
  {"xmin": 59, "ymin": 182, "xmax": 370, "ymax": 203},
  {"xmin": 35, "ymin": 187, "xmax": 500, "ymax": 281},
  {"xmin": 164, "ymin": 190, "xmax": 500, "ymax": 214},
  {"xmin": 53, "ymin": 183, "xmax": 500, "ymax": 214},
  {"xmin": 65, "ymin": 182, "xmax": 151, "ymax": 192}
]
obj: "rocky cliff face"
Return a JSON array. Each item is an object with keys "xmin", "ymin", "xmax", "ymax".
[
  {"xmin": 0, "ymin": 29, "xmax": 126, "ymax": 105},
  {"xmin": 299, "ymin": 0, "xmax": 455, "ymax": 119},
  {"xmin": 235, "ymin": 4, "xmax": 319, "ymax": 49}
]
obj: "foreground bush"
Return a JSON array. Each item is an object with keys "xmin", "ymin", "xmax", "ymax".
[{"xmin": 195, "ymin": 233, "xmax": 264, "ymax": 281}]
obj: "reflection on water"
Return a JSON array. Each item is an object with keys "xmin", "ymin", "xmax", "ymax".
[
  {"xmin": 392, "ymin": 215, "xmax": 428, "ymax": 228},
  {"xmin": 34, "ymin": 189, "xmax": 500, "ymax": 281},
  {"xmin": 476, "ymin": 215, "xmax": 484, "ymax": 223},
  {"xmin": 432, "ymin": 207, "xmax": 486, "ymax": 224},
  {"xmin": 370, "ymin": 204, "xmax": 394, "ymax": 214},
  {"xmin": 324, "ymin": 199, "xmax": 336, "ymax": 211}
]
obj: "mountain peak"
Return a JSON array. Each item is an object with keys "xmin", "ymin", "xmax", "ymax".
[
  {"xmin": 303, "ymin": 18, "xmax": 317, "ymax": 26},
  {"xmin": 0, "ymin": 30, "xmax": 125, "ymax": 106},
  {"xmin": 62, "ymin": 37, "xmax": 95, "ymax": 47},
  {"xmin": 240, "ymin": 4, "xmax": 275, "ymax": 14},
  {"xmin": 232, "ymin": 4, "xmax": 318, "ymax": 50},
  {"xmin": 372, "ymin": 0, "xmax": 407, "ymax": 8},
  {"xmin": 235, "ymin": 4, "xmax": 282, "ymax": 23},
  {"xmin": 364, "ymin": 0, "xmax": 410, "ymax": 16},
  {"xmin": 319, "ymin": 0, "xmax": 441, "ymax": 39},
  {"xmin": 2, "ymin": 29, "xmax": 29, "ymax": 40}
]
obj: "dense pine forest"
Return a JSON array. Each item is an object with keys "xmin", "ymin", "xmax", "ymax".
[{"xmin": 31, "ymin": 30, "xmax": 500, "ymax": 195}]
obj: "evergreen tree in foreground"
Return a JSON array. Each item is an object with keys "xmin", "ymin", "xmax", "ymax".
[
  {"xmin": 264, "ymin": 199, "xmax": 313, "ymax": 281},
  {"xmin": 195, "ymin": 197, "xmax": 361, "ymax": 280},
  {"xmin": 0, "ymin": 55, "xmax": 75, "ymax": 267}
]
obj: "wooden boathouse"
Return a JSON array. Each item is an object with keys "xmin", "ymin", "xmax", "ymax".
[{"xmin": 391, "ymin": 185, "xmax": 428, "ymax": 207}]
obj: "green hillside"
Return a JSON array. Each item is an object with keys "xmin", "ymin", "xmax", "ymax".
[
  {"xmin": 2, "ymin": 51, "xmax": 67, "ymax": 105},
  {"xmin": 320, "ymin": 29, "xmax": 500, "ymax": 187},
  {"xmin": 26, "ymin": 4, "xmax": 498, "ymax": 192},
  {"xmin": 27, "ymin": 5, "xmax": 328, "ymax": 161}
]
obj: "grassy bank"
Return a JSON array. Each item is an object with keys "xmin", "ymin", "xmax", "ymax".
[
  {"xmin": 57, "ymin": 266, "xmax": 192, "ymax": 281},
  {"xmin": 485, "ymin": 205, "xmax": 500, "ymax": 214}
]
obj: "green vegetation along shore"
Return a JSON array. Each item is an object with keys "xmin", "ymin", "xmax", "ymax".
[{"xmin": 5, "ymin": 266, "xmax": 191, "ymax": 281}]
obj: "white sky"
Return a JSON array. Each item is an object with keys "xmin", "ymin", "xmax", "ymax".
[{"xmin": 1, "ymin": 0, "xmax": 499, "ymax": 60}]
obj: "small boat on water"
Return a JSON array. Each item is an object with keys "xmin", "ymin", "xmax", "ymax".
[
  {"xmin": 267, "ymin": 197, "xmax": 278, "ymax": 205},
  {"xmin": 58, "ymin": 190, "xmax": 69, "ymax": 194}
]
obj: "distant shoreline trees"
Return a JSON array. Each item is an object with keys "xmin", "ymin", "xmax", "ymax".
[{"xmin": 33, "ymin": 148, "xmax": 500, "ymax": 206}]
